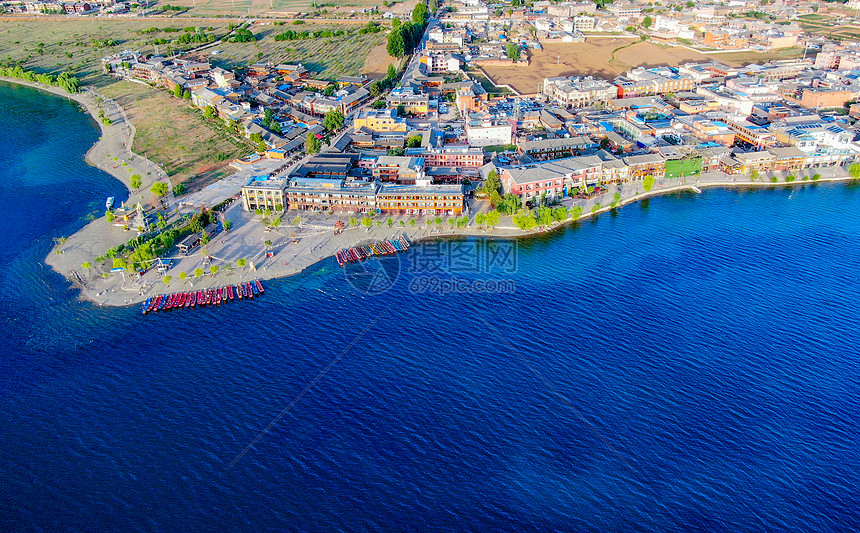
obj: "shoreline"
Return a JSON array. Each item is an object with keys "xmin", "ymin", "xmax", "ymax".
[
  {"xmin": 66, "ymin": 170, "xmax": 857, "ymax": 309},
  {"xmin": 0, "ymin": 77, "xmax": 169, "ymax": 200},
  {"xmin": 8, "ymin": 78, "xmax": 856, "ymax": 308}
]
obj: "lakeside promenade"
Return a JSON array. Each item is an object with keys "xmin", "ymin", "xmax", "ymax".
[
  {"xmin": 49, "ymin": 162, "xmax": 857, "ymax": 307},
  {"xmin": 7, "ymin": 78, "xmax": 856, "ymax": 308}
]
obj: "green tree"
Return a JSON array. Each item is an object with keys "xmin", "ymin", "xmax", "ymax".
[
  {"xmin": 513, "ymin": 209, "xmax": 537, "ymax": 230},
  {"xmin": 223, "ymin": 219, "xmax": 232, "ymax": 231},
  {"xmin": 412, "ymin": 2, "xmax": 428, "ymax": 24},
  {"xmin": 151, "ymin": 182, "xmax": 168, "ymax": 197},
  {"xmin": 362, "ymin": 216, "xmax": 372, "ymax": 228},
  {"xmin": 130, "ymin": 174, "xmax": 142, "ymax": 189},
  {"xmin": 434, "ymin": 216, "xmax": 443, "ymax": 226},
  {"xmin": 210, "ymin": 265, "xmax": 219, "ymax": 275},
  {"xmin": 305, "ymin": 131, "xmax": 321, "ymax": 154},
  {"xmin": 183, "ymin": 90, "xmax": 191, "ymax": 100},
  {"xmin": 349, "ymin": 216, "xmax": 359, "ymax": 227},
  {"xmin": 475, "ymin": 212, "xmax": 487, "ymax": 226},
  {"xmin": 81, "ymin": 261, "xmax": 91, "ymax": 269},
  {"xmin": 387, "ymin": 30, "xmax": 405, "ymax": 57},
  {"xmin": 551, "ymin": 206, "xmax": 568, "ymax": 223},
  {"xmin": 179, "ymin": 271, "xmax": 187, "ymax": 281},
  {"xmin": 369, "ymin": 81, "xmax": 382, "ymax": 97},
  {"xmin": 237, "ymin": 258, "xmax": 247, "ymax": 267},
  {"xmin": 569, "ymin": 205, "xmax": 583, "ymax": 220},
  {"xmin": 536, "ymin": 206, "xmax": 553, "ymax": 226},
  {"xmin": 173, "ymin": 183, "xmax": 186, "ymax": 196},
  {"xmin": 812, "ymin": 173, "xmax": 821, "ymax": 181},
  {"xmin": 485, "ymin": 210, "xmax": 501, "ymax": 228},
  {"xmin": 643, "ymin": 15, "xmax": 653, "ymax": 28},
  {"xmin": 204, "ymin": 105, "xmax": 216, "ymax": 119},
  {"xmin": 387, "ymin": 216, "xmax": 394, "ymax": 227},
  {"xmin": 194, "ymin": 267, "xmax": 203, "ymax": 278},
  {"xmin": 323, "ymin": 109, "xmax": 345, "ymax": 131},
  {"xmin": 749, "ymin": 168, "xmax": 759, "ymax": 181},
  {"xmin": 643, "ymin": 175, "xmax": 655, "ymax": 192},
  {"xmin": 106, "ymin": 210, "xmax": 115, "ymax": 223},
  {"xmin": 163, "ymin": 275, "xmax": 171, "ymax": 284},
  {"xmin": 611, "ymin": 192, "xmax": 622, "ymax": 208},
  {"xmin": 406, "ymin": 134, "xmax": 423, "ymax": 148},
  {"xmin": 173, "ymin": 84, "xmax": 182, "ymax": 97},
  {"xmin": 506, "ymin": 42, "xmax": 520, "ymax": 61},
  {"xmin": 849, "ymin": 163, "xmax": 860, "ymax": 179}
]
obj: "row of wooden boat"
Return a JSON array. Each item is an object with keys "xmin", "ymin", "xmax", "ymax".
[
  {"xmin": 142, "ymin": 279, "xmax": 264, "ymax": 315},
  {"xmin": 336, "ymin": 235, "xmax": 411, "ymax": 267}
]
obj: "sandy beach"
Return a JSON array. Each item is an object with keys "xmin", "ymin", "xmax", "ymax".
[{"xmin": 8, "ymin": 78, "xmax": 856, "ymax": 308}]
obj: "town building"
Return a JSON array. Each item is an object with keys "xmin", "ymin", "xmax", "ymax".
[
  {"xmin": 241, "ymin": 175, "xmax": 287, "ymax": 212},
  {"xmin": 376, "ymin": 184, "xmax": 465, "ymax": 215}
]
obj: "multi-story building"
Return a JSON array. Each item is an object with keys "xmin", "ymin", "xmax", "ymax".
[
  {"xmin": 421, "ymin": 53, "xmax": 462, "ymax": 73},
  {"xmin": 543, "ymin": 76, "xmax": 617, "ymax": 108},
  {"xmin": 677, "ymin": 61, "xmax": 739, "ymax": 83},
  {"xmin": 465, "ymin": 117, "xmax": 513, "ymax": 147},
  {"xmin": 352, "ymin": 109, "xmax": 407, "ymax": 132},
  {"xmin": 421, "ymin": 146, "xmax": 485, "ymax": 168},
  {"xmin": 517, "ymin": 136, "xmax": 597, "ymax": 161},
  {"xmin": 387, "ymin": 87, "xmax": 429, "ymax": 116},
  {"xmin": 727, "ymin": 118, "xmax": 776, "ymax": 148},
  {"xmin": 800, "ymin": 87, "xmax": 856, "ymax": 110},
  {"xmin": 622, "ymin": 154, "xmax": 666, "ymax": 180},
  {"xmin": 376, "ymin": 184, "xmax": 465, "ymax": 216},
  {"xmin": 499, "ymin": 156, "xmax": 603, "ymax": 202},
  {"xmin": 372, "ymin": 156, "xmax": 426, "ymax": 184},
  {"xmin": 614, "ymin": 67, "xmax": 694, "ymax": 98},
  {"xmin": 241, "ymin": 175, "xmax": 287, "ymax": 212},
  {"xmin": 673, "ymin": 116, "xmax": 736, "ymax": 146},
  {"xmin": 284, "ymin": 178, "xmax": 378, "ymax": 213}
]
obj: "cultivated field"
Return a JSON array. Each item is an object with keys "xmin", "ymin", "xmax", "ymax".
[
  {"xmin": 0, "ymin": 18, "xmax": 235, "ymax": 83},
  {"xmin": 149, "ymin": 0, "xmax": 415, "ymax": 17},
  {"xmin": 797, "ymin": 12, "xmax": 860, "ymax": 41},
  {"xmin": 0, "ymin": 18, "xmax": 391, "ymax": 82},
  {"xmin": 205, "ymin": 21, "xmax": 388, "ymax": 79},
  {"xmin": 481, "ymin": 38, "xmax": 806, "ymax": 94},
  {"xmin": 481, "ymin": 39, "xmax": 709, "ymax": 94},
  {"xmin": 101, "ymin": 81, "xmax": 254, "ymax": 188}
]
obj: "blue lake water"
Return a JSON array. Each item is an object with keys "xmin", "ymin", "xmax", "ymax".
[{"xmin": 1, "ymin": 81, "xmax": 859, "ymax": 531}]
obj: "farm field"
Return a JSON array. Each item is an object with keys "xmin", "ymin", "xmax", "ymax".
[
  {"xmin": 202, "ymin": 21, "xmax": 388, "ymax": 79},
  {"xmin": 0, "ymin": 18, "xmax": 391, "ymax": 82},
  {"xmin": 0, "ymin": 18, "xmax": 235, "ymax": 83},
  {"xmin": 481, "ymin": 38, "xmax": 806, "ymax": 95},
  {"xmin": 481, "ymin": 39, "xmax": 709, "ymax": 94},
  {"xmin": 151, "ymin": 0, "xmax": 414, "ymax": 17},
  {"xmin": 101, "ymin": 81, "xmax": 255, "ymax": 188}
]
